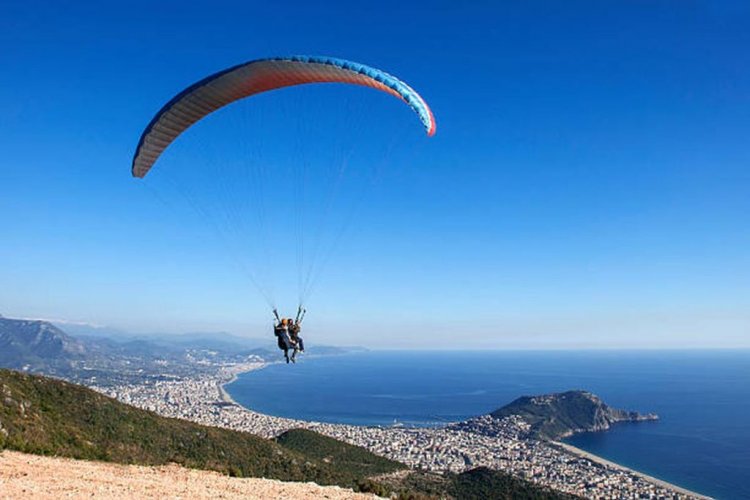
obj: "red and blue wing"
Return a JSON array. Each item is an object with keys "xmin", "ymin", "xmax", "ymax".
[{"xmin": 132, "ymin": 56, "xmax": 436, "ymax": 178}]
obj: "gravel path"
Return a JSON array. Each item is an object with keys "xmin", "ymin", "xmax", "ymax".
[{"xmin": 0, "ymin": 450, "xmax": 376, "ymax": 499}]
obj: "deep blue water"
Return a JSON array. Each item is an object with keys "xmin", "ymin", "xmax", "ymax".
[{"xmin": 227, "ymin": 350, "xmax": 750, "ymax": 499}]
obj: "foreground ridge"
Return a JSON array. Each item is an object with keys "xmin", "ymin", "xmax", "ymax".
[{"xmin": 0, "ymin": 450, "xmax": 372, "ymax": 499}]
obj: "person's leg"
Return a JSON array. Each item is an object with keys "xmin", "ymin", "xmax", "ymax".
[
  {"xmin": 281, "ymin": 333, "xmax": 293, "ymax": 349},
  {"xmin": 298, "ymin": 337, "xmax": 304, "ymax": 352}
]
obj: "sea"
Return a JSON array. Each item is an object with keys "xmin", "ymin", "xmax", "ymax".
[{"xmin": 226, "ymin": 350, "xmax": 750, "ymax": 499}]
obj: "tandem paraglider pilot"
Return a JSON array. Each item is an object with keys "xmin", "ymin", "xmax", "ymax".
[
  {"xmin": 273, "ymin": 308, "xmax": 305, "ymax": 364},
  {"xmin": 130, "ymin": 56, "xmax": 434, "ymax": 367}
]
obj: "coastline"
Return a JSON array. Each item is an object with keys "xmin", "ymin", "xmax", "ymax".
[
  {"xmin": 219, "ymin": 362, "xmax": 710, "ymax": 500},
  {"xmin": 217, "ymin": 363, "xmax": 263, "ymax": 405},
  {"xmin": 100, "ymin": 361, "xmax": 711, "ymax": 499},
  {"xmin": 552, "ymin": 442, "xmax": 711, "ymax": 500}
]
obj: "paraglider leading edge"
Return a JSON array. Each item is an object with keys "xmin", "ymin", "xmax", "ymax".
[{"xmin": 131, "ymin": 55, "xmax": 436, "ymax": 178}]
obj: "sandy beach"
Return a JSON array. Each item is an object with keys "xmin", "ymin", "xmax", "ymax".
[
  {"xmin": 216, "ymin": 363, "xmax": 261, "ymax": 404},
  {"xmin": 552, "ymin": 442, "xmax": 712, "ymax": 500}
]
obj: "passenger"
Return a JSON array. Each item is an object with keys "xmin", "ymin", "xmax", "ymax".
[{"xmin": 289, "ymin": 319, "xmax": 304, "ymax": 362}]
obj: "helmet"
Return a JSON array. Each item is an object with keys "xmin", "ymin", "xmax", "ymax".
[{"xmin": 281, "ymin": 318, "xmax": 288, "ymax": 325}]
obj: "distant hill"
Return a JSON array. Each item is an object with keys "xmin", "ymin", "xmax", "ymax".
[
  {"xmin": 0, "ymin": 314, "xmax": 366, "ymax": 387},
  {"xmin": 0, "ymin": 317, "xmax": 86, "ymax": 374},
  {"xmin": 0, "ymin": 369, "xmax": 572, "ymax": 499},
  {"xmin": 491, "ymin": 390, "xmax": 658, "ymax": 440},
  {"xmin": 53, "ymin": 320, "xmax": 366, "ymax": 356},
  {"xmin": 56, "ymin": 321, "xmax": 271, "ymax": 352},
  {"xmin": 0, "ymin": 316, "xmax": 254, "ymax": 385},
  {"xmin": 48, "ymin": 321, "xmax": 132, "ymax": 341}
]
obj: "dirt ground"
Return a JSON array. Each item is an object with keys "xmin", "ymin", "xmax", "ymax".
[{"xmin": 0, "ymin": 450, "xmax": 376, "ymax": 499}]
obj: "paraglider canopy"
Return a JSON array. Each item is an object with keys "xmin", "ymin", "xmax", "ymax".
[
  {"xmin": 132, "ymin": 55, "xmax": 436, "ymax": 178},
  {"xmin": 131, "ymin": 55, "xmax": 435, "ymax": 313}
]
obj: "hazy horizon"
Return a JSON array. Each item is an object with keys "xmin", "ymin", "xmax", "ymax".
[{"xmin": 2, "ymin": 313, "xmax": 745, "ymax": 351}]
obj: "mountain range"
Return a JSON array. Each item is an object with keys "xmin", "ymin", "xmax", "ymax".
[
  {"xmin": 0, "ymin": 314, "xmax": 363, "ymax": 386},
  {"xmin": 0, "ymin": 315, "xmax": 259, "ymax": 385}
]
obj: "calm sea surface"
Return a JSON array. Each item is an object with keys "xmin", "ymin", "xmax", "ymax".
[{"xmin": 226, "ymin": 350, "xmax": 750, "ymax": 499}]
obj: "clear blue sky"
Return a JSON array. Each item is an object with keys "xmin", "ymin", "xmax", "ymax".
[{"xmin": 1, "ymin": 1, "xmax": 749, "ymax": 348}]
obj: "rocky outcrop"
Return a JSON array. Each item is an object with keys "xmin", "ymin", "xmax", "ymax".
[{"xmin": 490, "ymin": 390, "xmax": 658, "ymax": 440}]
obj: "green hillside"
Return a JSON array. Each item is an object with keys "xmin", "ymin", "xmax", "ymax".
[
  {"xmin": 372, "ymin": 467, "xmax": 579, "ymax": 500},
  {"xmin": 450, "ymin": 467, "xmax": 579, "ymax": 500},
  {"xmin": 276, "ymin": 428, "xmax": 405, "ymax": 477},
  {"xmin": 0, "ymin": 369, "xmax": 574, "ymax": 499},
  {"xmin": 0, "ymin": 369, "xmax": 385, "ymax": 488}
]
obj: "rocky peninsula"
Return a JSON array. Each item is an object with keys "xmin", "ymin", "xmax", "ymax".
[{"xmin": 489, "ymin": 390, "xmax": 659, "ymax": 440}]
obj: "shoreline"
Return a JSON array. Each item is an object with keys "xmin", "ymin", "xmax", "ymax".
[
  {"xmin": 552, "ymin": 442, "xmax": 711, "ymax": 500},
  {"xmin": 218, "ymin": 362, "xmax": 711, "ymax": 500},
  {"xmin": 216, "ymin": 361, "xmax": 278, "ymax": 406}
]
